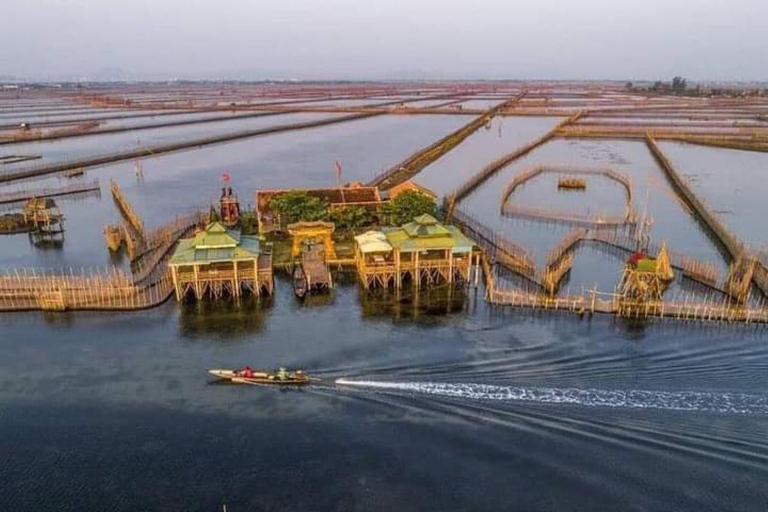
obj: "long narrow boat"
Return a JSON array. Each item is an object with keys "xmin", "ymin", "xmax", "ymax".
[
  {"xmin": 292, "ymin": 264, "xmax": 308, "ymax": 298},
  {"xmin": 208, "ymin": 368, "xmax": 311, "ymax": 386}
]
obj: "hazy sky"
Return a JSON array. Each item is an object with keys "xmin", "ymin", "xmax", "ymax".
[{"xmin": 4, "ymin": 0, "xmax": 767, "ymax": 81}]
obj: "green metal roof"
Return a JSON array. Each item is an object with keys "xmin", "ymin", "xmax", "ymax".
[
  {"xmin": 169, "ymin": 222, "xmax": 261, "ymax": 265},
  {"xmin": 402, "ymin": 214, "xmax": 452, "ymax": 238},
  {"xmin": 636, "ymin": 258, "xmax": 658, "ymax": 273},
  {"xmin": 382, "ymin": 215, "xmax": 474, "ymax": 253}
]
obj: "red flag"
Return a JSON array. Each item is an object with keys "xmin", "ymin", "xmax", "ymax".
[{"xmin": 222, "ymin": 172, "xmax": 231, "ymax": 184}]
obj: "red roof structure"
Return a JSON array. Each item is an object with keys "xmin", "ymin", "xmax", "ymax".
[{"xmin": 255, "ymin": 184, "xmax": 383, "ymax": 233}]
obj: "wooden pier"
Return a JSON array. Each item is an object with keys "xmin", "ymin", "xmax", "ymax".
[
  {"xmin": 288, "ymin": 221, "xmax": 335, "ymax": 292},
  {"xmin": 109, "ymin": 179, "xmax": 144, "ymax": 235}
]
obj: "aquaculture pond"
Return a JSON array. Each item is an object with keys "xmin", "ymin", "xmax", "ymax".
[
  {"xmin": 457, "ymin": 138, "xmax": 736, "ymax": 295},
  {"xmin": 660, "ymin": 141, "xmax": 768, "ymax": 248}
]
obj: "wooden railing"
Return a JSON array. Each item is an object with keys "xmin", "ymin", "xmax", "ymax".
[
  {"xmin": 451, "ymin": 208, "xmax": 535, "ymax": 276},
  {"xmin": 109, "ymin": 179, "xmax": 145, "ymax": 236}
]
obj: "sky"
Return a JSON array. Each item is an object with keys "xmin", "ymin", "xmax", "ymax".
[{"xmin": 3, "ymin": 0, "xmax": 767, "ymax": 82}]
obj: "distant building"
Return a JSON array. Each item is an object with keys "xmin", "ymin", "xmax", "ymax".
[{"xmin": 384, "ymin": 180, "xmax": 437, "ymax": 201}]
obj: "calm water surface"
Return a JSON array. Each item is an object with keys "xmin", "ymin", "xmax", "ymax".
[
  {"xmin": 661, "ymin": 142, "xmax": 768, "ymax": 248},
  {"xmin": 1, "ymin": 279, "xmax": 766, "ymax": 511}
]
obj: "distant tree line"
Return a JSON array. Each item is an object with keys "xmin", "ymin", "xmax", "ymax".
[{"xmin": 625, "ymin": 77, "xmax": 767, "ymax": 98}]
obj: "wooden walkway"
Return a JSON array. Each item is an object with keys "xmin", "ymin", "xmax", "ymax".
[
  {"xmin": 451, "ymin": 208, "xmax": 535, "ymax": 277},
  {"xmin": 458, "ymin": 210, "xmax": 767, "ymax": 324},
  {"xmin": 0, "ymin": 267, "xmax": 173, "ymax": 312},
  {"xmin": 368, "ymin": 91, "xmax": 527, "ymax": 190},
  {"xmin": 109, "ymin": 179, "xmax": 144, "ymax": 235},
  {"xmin": 487, "ymin": 269, "xmax": 768, "ymax": 324},
  {"xmin": 300, "ymin": 244, "xmax": 332, "ymax": 290},
  {"xmin": 0, "ymin": 214, "xmax": 201, "ymax": 312}
]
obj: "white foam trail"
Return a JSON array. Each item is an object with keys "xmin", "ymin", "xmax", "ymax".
[{"xmin": 335, "ymin": 379, "xmax": 768, "ymax": 415}]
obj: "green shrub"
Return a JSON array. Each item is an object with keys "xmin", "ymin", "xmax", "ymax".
[
  {"xmin": 383, "ymin": 190, "xmax": 438, "ymax": 226},
  {"xmin": 271, "ymin": 191, "xmax": 328, "ymax": 222}
]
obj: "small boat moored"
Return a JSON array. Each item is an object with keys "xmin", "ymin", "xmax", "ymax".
[{"xmin": 208, "ymin": 367, "xmax": 311, "ymax": 386}]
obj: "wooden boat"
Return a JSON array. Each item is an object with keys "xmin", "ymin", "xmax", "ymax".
[
  {"xmin": 292, "ymin": 264, "xmax": 308, "ymax": 298},
  {"xmin": 64, "ymin": 168, "xmax": 85, "ymax": 178},
  {"xmin": 208, "ymin": 368, "xmax": 311, "ymax": 386}
]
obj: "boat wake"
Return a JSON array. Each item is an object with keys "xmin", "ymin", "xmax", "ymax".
[{"xmin": 335, "ymin": 379, "xmax": 768, "ymax": 415}]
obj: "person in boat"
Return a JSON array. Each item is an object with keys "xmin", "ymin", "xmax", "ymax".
[
  {"xmin": 241, "ymin": 366, "xmax": 255, "ymax": 378},
  {"xmin": 277, "ymin": 367, "xmax": 288, "ymax": 380}
]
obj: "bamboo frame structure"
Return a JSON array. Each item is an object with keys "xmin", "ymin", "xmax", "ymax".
[
  {"xmin": 0, "ymin": 215, "xmax": 201, "ymax": 312},
  {"xmin": 500, "ymin": 165, "xmax": 636, "ymax": 227},
  {"xmin": 109, "ymin": 179, "xmax": 144, "ymax": 235},
  {"xmin": 170, "ymin": 256, "xmax": 273, "ymax": 301},
  {"xmin": 356, "ymin": 245, "xmax": 474, "ymax": 290},
  {"xmin": 168, "ymin": 223, "xmax": 274, "ymax": 302},
  {"xmin": 355, "ymin": 215, "xmax": 476, "ymax": 291}
]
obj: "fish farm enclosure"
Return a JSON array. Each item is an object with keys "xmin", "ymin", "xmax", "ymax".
[{"xmin": 1, "ymin": 81, "xmax": 767, "ymax": 511}]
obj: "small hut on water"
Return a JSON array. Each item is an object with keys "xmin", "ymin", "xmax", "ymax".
[
  {"xmin": 355, "ymin": 214, "xmax": 476, "ymax": 289},
  {"xmin": 168, "ymin": 222, "xmax": 273, "ymax": 301},
  {"xmin": 617, "ymin": 243, "xmax": 674, "ymax": 315}
]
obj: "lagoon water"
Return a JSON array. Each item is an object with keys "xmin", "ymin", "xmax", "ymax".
[
  {"xmin": 1, "ymin": 111, "xmax": 767, "ymax": 511},
  {"xmin": 2, "ymin": 280, "xmax": 767, "ymax": 512}
]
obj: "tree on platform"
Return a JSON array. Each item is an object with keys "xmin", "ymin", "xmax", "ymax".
[
  {"xmin": 383, "ymin": 190, "xmax": 438, "ymax": 226},
  {"xmin": 208, "ymin": 205, "xmax": 220, "ymax": 222},
  {"xmin": 238, "ymin": 210, "xmax": 258, "ymax": 235},
  {"xmin": 326, "ymin": 205, "xmax": 372, "ymax": 230},
  {"xmin": 271, "ymin": 191, "xmax": 328, "ymax": 222}
]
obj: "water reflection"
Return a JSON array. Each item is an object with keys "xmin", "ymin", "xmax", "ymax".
[
  {"xmin": 359, "ymin": 283, "xmax": 471, "ymax": 322},
  {"xmin": 178, "ymin": 297, "xmax": 271, "ymax": 340}
]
